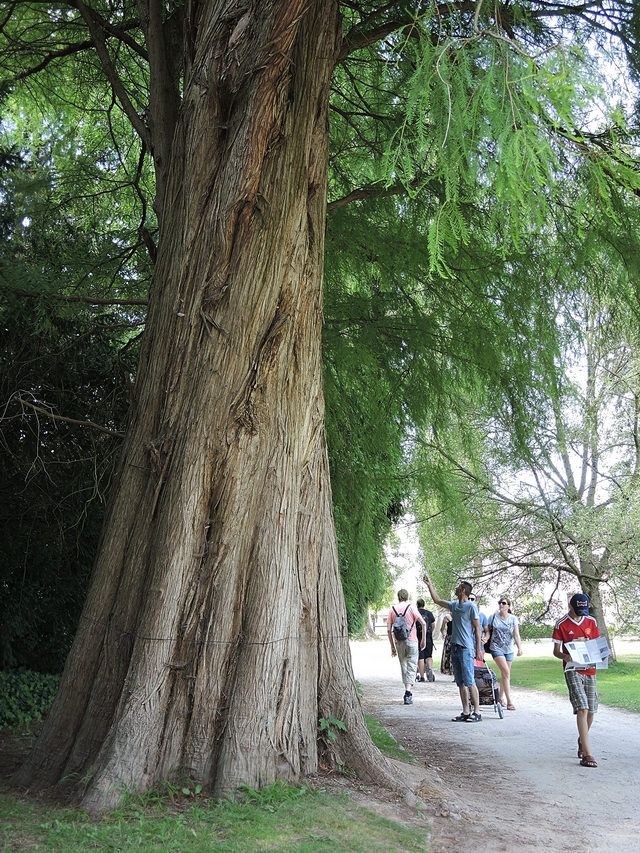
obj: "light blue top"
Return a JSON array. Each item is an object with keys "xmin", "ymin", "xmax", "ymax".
[
  {"xmin": 488, "ymin": 612, "xmax": 518, "ymax": 655},
  {"xmin": 448, "ymin": 600, "xmax": 479, "ymax": 649}
]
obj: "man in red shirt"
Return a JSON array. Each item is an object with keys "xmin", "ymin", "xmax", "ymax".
[{"xmin": 552, "ymin": 593, "xmax": 601, "ymax": 768}]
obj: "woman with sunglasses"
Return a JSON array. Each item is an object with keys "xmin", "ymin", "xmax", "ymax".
[{"xmin": 486, "ymin": 596, "xmax": 523, "ymax": 710}]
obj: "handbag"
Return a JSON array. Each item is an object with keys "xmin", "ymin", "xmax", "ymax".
[{"xmin": 483, "ymin": 623, "xmax": 493, "ymax": 655}]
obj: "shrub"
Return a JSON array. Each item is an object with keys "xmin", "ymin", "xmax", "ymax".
[{"xmin": 0, "ymin": 670, "xmax": 60, "ymax": 730}]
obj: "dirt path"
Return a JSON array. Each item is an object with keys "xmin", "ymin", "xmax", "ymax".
[{"xmin": 350, "ymin": 638, "xmax": 640, "ymax": 853}]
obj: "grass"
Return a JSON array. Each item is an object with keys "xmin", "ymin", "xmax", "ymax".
[
  {"xmin": 509, "ymin": 650, "xmax": 640, "ymax": 713},
  {"xmin": 365, "ymin": 713, "xmax": 417, "ymax": 763},
  {"xmin": 1, "ymin": 710, "xmax": 424, "ymax": 853},
  {"xmin": 0, "ymin": 780, "xmax": 429, "ymax": 852}
]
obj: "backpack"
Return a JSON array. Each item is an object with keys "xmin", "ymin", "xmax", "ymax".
[{"xmin": 391, "ymin": 605, "xmax": 411, "ymax": 641}]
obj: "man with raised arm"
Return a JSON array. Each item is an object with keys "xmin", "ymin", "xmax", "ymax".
[{"xmin": 423, "ymin": 574, "xmax": 483, "ymax": 722}]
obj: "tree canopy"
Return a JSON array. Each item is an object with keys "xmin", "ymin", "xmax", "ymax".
[{"xmin": 414, "ymin": 236, "xmax": 640, "ymax": 642}]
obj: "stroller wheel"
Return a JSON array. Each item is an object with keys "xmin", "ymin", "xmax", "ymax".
[{"xmin": 497, "ymin": 702, "xmax": 504, "ymax": 719}]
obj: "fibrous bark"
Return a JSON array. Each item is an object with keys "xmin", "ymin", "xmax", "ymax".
[{"xmin": 15, "ymin": 0, "xmax": 399, "ymax": 810}]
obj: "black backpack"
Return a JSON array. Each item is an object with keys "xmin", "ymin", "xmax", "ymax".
[{"xmin": 391, "ymin": 605, "xmax": 411, "ymax": 641}]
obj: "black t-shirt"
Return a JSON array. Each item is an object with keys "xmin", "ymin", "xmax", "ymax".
[{"xmin": 416, "ymin": 608, "xmax": 435, "ymax": 641}]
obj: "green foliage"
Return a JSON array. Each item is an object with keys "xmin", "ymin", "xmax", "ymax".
[
  {"xmin": 0, "ymin": 73, "xmax": 145, "ymax": 671},
  {"xmin": 411, "ymin": 230, "xmax": 640, "ymax": 620},
  {"xmin": 0, "ymin": 670, "xmax": 60, "ymax": 730},
  {"xmin": 0, "ymin": 81, "xmax": 154, "ymax": 315},
  {"xmin": 318, "ymin": 714, "xmax": 347, "ymax": 746},
  {"xmin": 377, "ymin": 9, "xmax": 639, "ymax": 274},
  {"xmin": 518, "ymin": 623, "xmax": 554, "ymax": 640},
  {"xmin": 326, "ymin": 14, "xmax": 621, "ymax": 617},
  {"xmin": 0, "ymin": 309, "xmax": 139, "ymax": 672}
]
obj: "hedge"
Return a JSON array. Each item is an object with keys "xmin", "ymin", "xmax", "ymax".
[{"xmin": 0, "ymin": 670, "xmax": 60, "ymax": 730}]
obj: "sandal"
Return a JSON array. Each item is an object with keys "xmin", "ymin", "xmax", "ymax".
[
  {"xmin": 507, "ymin": 703, "xmax": 516, "ymax": 710},
  {"xmin": 465, "ymin": 712, "xmax": 482, "ymax": 723},
  {"xmin": 452, "ymin": 713, "xmax": 470, "ymax": 722},
  {"xmin": 577, "ymin": 738, "xmax": 584, "ymax": 759},
  {"xmin": 580, "ymin": 755, "xmax": 597, "ymax": 768}
]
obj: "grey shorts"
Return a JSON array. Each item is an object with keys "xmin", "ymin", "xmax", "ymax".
[
  {"xmin": 564, "ymin": 669, "xmax": 598, "ymax": 714},
  {"xmin": 397, "ymin": 640, "xmax": 419, "ymax": 687}
]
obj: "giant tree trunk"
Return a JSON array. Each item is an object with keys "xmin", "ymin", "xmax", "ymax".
[{"xmin": 15, "ymin": 0, "xmax": 397, "ymax": 810}]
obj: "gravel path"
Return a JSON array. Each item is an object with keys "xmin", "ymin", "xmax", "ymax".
[{"xmin": 350, "ymin": 638, "xmax": 640, "ymax": 853}]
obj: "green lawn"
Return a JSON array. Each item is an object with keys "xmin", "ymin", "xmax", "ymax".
[
  {"xmin": 0, "ymin": 781, "xmax": 429, "ymax": 853},
  {"xmin": 1, "ymin": 705, "xmax": 430, "ymax": 853},
  {"xmin": 509, "ymin": 651, "xmax": 640, "ymax": 713}
]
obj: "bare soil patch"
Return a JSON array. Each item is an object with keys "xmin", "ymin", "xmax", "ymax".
[{"xmin": 0, "ymin": 726, "xmax": 39, "ymax": 783}]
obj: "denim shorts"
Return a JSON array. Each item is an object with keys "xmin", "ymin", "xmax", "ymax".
[
  {"xmin": 451, "ymin": 644, "xmax": 474, "ymax": 687},
  {"xmin": 491, "ymin": 650, "xmax": 514, "ymax": 662}
]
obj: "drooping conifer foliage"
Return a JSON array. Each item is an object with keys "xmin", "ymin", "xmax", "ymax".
[{"xmin": 1, "ymin": 0, "xmax": 639, "ymax": 803}]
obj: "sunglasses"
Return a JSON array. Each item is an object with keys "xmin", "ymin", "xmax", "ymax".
[{"xmin": 499, "ymin": 600, "xmax": 508, "ymax": 605}]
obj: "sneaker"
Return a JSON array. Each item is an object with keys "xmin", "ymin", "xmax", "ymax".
[
  {"xmin": 403, "ymin": 691, "xmax": 413, "ymax": 705},
  {"xmin": 426, "ymin": 670, "xmax": 435, "ymax": 682}
]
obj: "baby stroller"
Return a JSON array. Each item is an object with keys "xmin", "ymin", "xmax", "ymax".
[{"xmin": 473, "ymin": 659, "xmax": 503, "ymax": 719}]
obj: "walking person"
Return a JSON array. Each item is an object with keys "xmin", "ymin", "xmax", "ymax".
[
  {"xmin": 552, "ymin": 593, "xmax": 603, "ymax": 768},
  {"xmin": 416, "ymin": 598, "xmax": 436, "ymax": 682},
  {"xmin": 423, "ymin": 574, "xmax": 483, "ymax": 722},
  {"xmin": 387, "ymin": 590, "xmax": 426, "ymax": 705},
  {"xmin": 485, "ymin": 596, "xmax": 523, "ymax": 710}
]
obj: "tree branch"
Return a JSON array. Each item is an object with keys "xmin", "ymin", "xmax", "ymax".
[
  {"xmin": 73, "ymin": 0, "xmax": 152, "ymax": 150},
  {"xmin": 14, "ymin": 397, "xmax": 125, "ymax": 438},
  {"xmin": 9, "ymin": 289, "xmax": 148, "ymax": 307},
  {"xmin": 9, "ymin": 11, "xmax": 145, "ymax": 83},
  {"xmin": 327, "ymin": 177, "xmax": 424, "ymax": 211},
  {"xmin": 13, "ymin": 38, "xmax": 95, "ymax": 81},
  {"xmin": 338, "ymin": 1, "xmax": 477, "ymax": 62}
]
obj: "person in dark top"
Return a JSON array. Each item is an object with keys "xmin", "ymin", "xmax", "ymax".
[
  {"xmin": 440, "ymin": 611, "xmax": 453, "ymax": 675},
  {"xmin": 416, "ymin": 598, "xmax": 436, "ymax": 682}
]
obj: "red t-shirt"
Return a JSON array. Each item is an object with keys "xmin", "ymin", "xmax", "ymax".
[{"xmin": 552, "ymin": 614, "xmax": 600, "ymax": 676}]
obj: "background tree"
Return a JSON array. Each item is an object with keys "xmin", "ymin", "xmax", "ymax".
[{"xmin": 415, "ymin": 283, "xmax": 640, "ymax": 650}]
